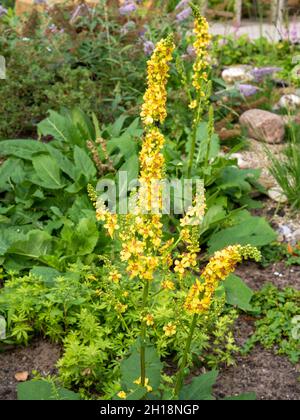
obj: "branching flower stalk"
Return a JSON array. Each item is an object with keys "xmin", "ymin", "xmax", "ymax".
[{"xmin": 93, "ymin": 6, "xmax": 261, "ymax": 399}]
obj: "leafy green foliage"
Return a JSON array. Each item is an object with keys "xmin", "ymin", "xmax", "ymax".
[
  {"xmin": 207, "ymin": 211, "xmax": 277, "ymax": 254},
  {"xmin": 0, "ymin": 109, "xmax": 140, "ymax": 271},
  {"xmin": 0, "ymin": 5, "xmax": 148, "ymax": 138},
  {"xmin": 17, "ymin": 379, "xmax": 80, "ymax": 401},
  {"xmin": 224, "ymin": 274, "xmax": 254, "ymax": 312},
  {"xmin": 120, "ymin": 341, "xmax": 163, "ymax": 391},
  {"xmin": 243, "ymin": 284, "xmax": 300, "ymax": 363},
  {"xmin": 179, "ymin": 370, "xmax": 218, "ymax": 400}
]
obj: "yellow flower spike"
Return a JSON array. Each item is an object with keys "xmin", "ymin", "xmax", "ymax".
[
  {"xmin": 117, "ymin": 391, "xmax": 127, "ymax": 399},
  {"xmin": 184, "ymin": 245, "xmax": 261, "ymax": 315},
  {"xmin": 163, "ymin": 322, "xmax": 177, "ymax": 337},
  {"xmin": 140, "ymin": 36, "xmax": 175, "ymax": 126}
]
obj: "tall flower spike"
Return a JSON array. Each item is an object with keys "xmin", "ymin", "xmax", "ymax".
[
  {"xmin": 141, "ymin": 35, "xmax": 175, "ymax": 126},
  {"xmin": 190, "ymin": 4, "xmax": 211, "ymax": 93}
]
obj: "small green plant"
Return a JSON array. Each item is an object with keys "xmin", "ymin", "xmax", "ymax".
[
  {"xmin": 267, "ymin": 123, "xmax": 300, "ymax": 209},
  {"xmin": 243, "ymin": 284, "xmax": 300, "ymax": 364}
]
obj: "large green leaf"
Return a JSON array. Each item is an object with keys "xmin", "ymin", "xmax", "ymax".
[
  {"xmin": 179, "ymin": 370, "xmax": 218, "ymax": 400},
  {"xmin": 120, "ymin": 341, "xmax": 163, "ymax": 391},
  {"xmin": 38, "ymin": 110, "xmax": 71, "ymax": 143},
  {"xmin": 224, "ymin": 274, "xmax": 254, "ymax": 311},
  {"xmin": 0, "ymin": 140, "xmax": 47, "ymax": 160},
  {"xmin": 208, "ymin": 214, "xmax": 277, "ymax": 254},
  {"xmin": 60, "ymin": 218, "xmax": 99, "ymax": 256},
  {"xmin": 0, "ymin": 158, "xmax": 25, "ymax": 190},
  {"xmin": 17, "ymin": 380, "xmax": 80, "ymax": 400},
  {"xmin": 73, "ymin": 145, "xmax": 97, "ymax": 182},
  {"xmin": 46, "ymin": 145, "xmax": 76, "ymax": 180},
  {"xmin": 8, "ymin": 230, "xmax": 53, "ymax": 258},
  {"xmin": 32, "ymin": 154, "xmax": 65, "ymax": 189}
]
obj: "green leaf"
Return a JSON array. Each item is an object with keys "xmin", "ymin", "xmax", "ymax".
[
  {"xmin": 30, "ymin": 266, "xmax": 62, "ymax": 286},
  {"xmin": 208, "ymin": 215, "xmax": 277, "ymax": 254},
  {"xmin": 17, "ymin": 380, "xmax": 80, "ymax": 400},
  {"xmin": 73, "ymin": 146, "xmax": 97, "ymax": 182},
  {"xmin": 8, "ymin": 230, "xmax": 53, "ymax": 258},
  {"xmin": 38, "ymin": 110, "xmax": 70, "ymax": 143},
  {"xmin": 46, "ymin": 145, "xmax": 76, "ymax": 180},
  {"xmin": 0, "ymin": 315, "xmax": 6, "ymax": 340},
  {"xmin": 0, "ymin": 140, "xmax": 47, "ymax": 160},
  {"xmin": 179, "ymin": 370, "xmax": 218, "ymax": 400},
  {"xmin": 224, "ymin": 274, "xmax": 254, "ymax": 311},
  {"xmin": 224, "ymin": 392, "xmax": 256, "ymax": 400},
  {"xmin": 120, "ymin": 341, "xmax": 162, "ymax": 391},
  {"xmin": 32, "ymin": 154, "xmax": 65, "ymax": 189}
]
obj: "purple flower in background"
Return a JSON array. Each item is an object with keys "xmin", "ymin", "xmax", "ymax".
[
  {"xmin": 187, "ymin": 44, "xmax": 196, "ymax": 57},
  {"xmin": 175, "ymin": 0, "xmax": 189, "ymax": 10},
  {"xmin": 119, "ymin": 3, "xmax": 137, "ymax": 16},
  {"xmin": 238, "ymin": 84, "xmax": 259, "ymax": 97},
  {"xmin": 251, "ymin": 67, "xmax": 282, "ymax": 81},
  {"xmin": 290, "ymin": 19, "xmax": 299, "ymax": 43},
  {"xmin": 0, "ymin": 5, "xmax": 7, "ymax": 16},
  {"xmin": 34, "ymin": 0, "xmax": 47, "ymax": 4},
  {"xmin": 176, "ymin": 7, "xmax": 191, "ymax": 22},
  {"xmin": 143, "ymin": 40, "xmax": 155, "ymax": 56}
]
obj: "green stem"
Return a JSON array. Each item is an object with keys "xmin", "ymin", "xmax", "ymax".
[
  {"xmin": 174, "ymin": 314, "xmax": 198, "ymax": 397},
  {"xmin": 141, "ymin": 280, "xmax": 150, "ymax": 387},
  {"xmin": 187, "ymin": 123, "xmax": 198, "ymax": 178}
]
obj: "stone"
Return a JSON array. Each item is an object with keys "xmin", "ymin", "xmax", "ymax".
[
  {"xmin": 268, "ymin": 187, "xmax": 288, "ymax": 204},
  {"xmin": 278, "ymin": 94, "xmax": 300, "ymax": 110},
  {"xmin": 293, "ymin": 228, "xmax": 300, "ymax": 243},
  {"xmin": 239, "ymin": 109, "xmax": 285, "ymax": 144},
  {"xmin": 222, "ymin": 65, "xmax": 253, "ymax": 85}
]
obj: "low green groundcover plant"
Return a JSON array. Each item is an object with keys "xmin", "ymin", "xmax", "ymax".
[{"xmin": 244, "ymin": 284, "xmax": 300, "ymax": 364}]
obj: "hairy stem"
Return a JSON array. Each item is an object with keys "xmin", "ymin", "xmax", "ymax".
[
  {"xmin": 174, "ymin": 314, "xmax": 198, "ymax": 397},
  {"xmin": 141, "ymin": 280, "xmax": 150, "ymax": 386}
]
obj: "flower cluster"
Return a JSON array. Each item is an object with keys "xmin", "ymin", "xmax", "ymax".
[
  {"xmin": 184, "ymin": 245, "xmax": 261, "ymax": 314},
  {"xmin": 140, "ymin": 36, "xmax": 175, "ymax": 126}
]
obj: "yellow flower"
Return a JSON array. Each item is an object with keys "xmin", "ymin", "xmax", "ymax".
[
  {"xmin": 134, "ymin": 377, "xmax": 153, "ymax": 393},
  {"xmin": 117, "ymin": 391, "xmax": 127, "ymax": 399},
  {"xmin": 163, "ymin": 322, "xmax": 177, "ymax": 337},
  {"xmin": 189, "ymin": 100, "xmax": 197, "ymax": 109},
  {"xmin": 140, "ymin": 36, "xmax": 175, "ymax": 126},
  {"xmin": 115, "ymin": 303, "xmax": 128, "ymax": 314},
  {"xmin": 122, "ymin": 291, "xmax": 129, "ymax": 298},
  {"xmin": 161, "ymin": 279, "xmax": 175, "ymax": 290},
  {"xmin": 109, "ymin": 269, "xmax": 121, "ymax": 283},
  {"xmin": 144, "ymin": 314, "xmax": 154, "ymax": 326}
]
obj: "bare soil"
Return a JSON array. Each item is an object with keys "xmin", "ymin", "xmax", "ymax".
[
  {"xmin": 0, "ymin": 340, "xmax": 61, "ymax": 400},
  {"xmin": 214, "ymin": 262, "xmax": 300, "ymax": 400}
]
